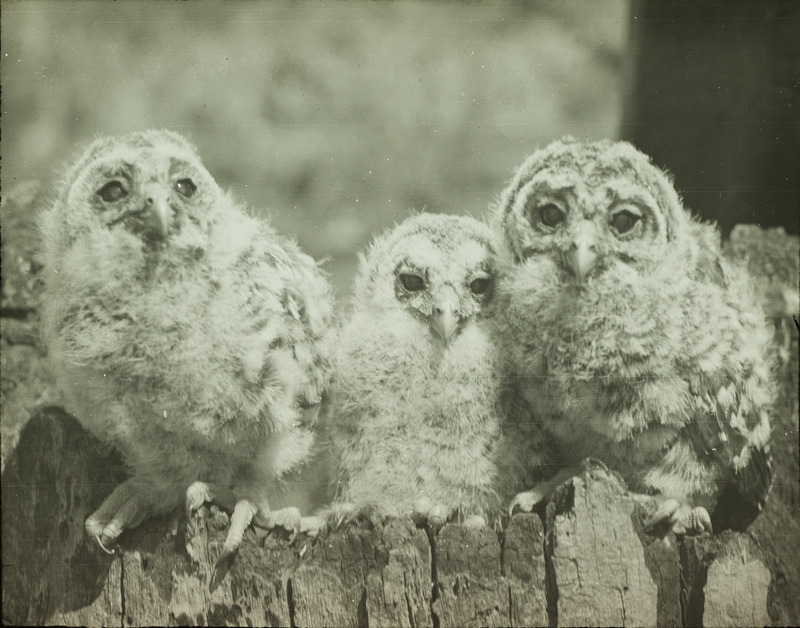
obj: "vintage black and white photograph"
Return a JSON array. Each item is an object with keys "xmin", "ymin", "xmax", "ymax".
[{"xmin": 1, "ymin": 1, "xmax": 798, "ymax": 626}]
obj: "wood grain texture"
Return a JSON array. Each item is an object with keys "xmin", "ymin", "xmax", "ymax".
[{"xmin": 545, "ymin": 463, "xmax": 658, "ymax": 627}]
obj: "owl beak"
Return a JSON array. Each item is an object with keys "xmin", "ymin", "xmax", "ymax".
[
  {"xmin": 566, "ymin": 220, "xmax": 598, "ymax": 283},
  {"xmin": 142, "ymin": 182, "xmax": 172, "ymax": 240},
  {"xmin": 432, "ymin": 288, "xmax": 460, "ymax": 346}
]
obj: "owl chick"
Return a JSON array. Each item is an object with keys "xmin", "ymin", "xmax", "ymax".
[
  {"xmin": 39, "ymin": 130, "xmax": 334, "ymax": 579},
  {"xmin": 492, "ymin": 137, "xmax": 774, "ymax": 534},
  {"xmin": 322, "ymin": 213, "xmax": 531, "ymax": 529}
]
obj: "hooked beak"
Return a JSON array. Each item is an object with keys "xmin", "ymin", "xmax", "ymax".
[
  {"xmin": 566, "ymin": 219, "xmax": 599, "ymax": 283},
  {"xmin": 431, "ymin": 288, "xmax": 460, "ymax": 346},
  {"xmin": 142, "ymin": 182, "xmax": 172, "ymax": 240}
]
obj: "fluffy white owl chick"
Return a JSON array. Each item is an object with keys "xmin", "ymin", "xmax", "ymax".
[
  {"xmin": 39, "ymin": 130, "xmax": 334, "ymax": 583},
  {"xmin": 492, "ymin": 137, "xmax": 774, "ymax": 534},
  {"xmin": 323, "ymin": 213, "xmax": 533, "ymax": 529}
]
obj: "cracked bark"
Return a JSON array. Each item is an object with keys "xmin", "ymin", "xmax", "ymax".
[
  {"xmin": 2, "ymin": 183, "xmax": 798, "ymax": 626},
  {"xmin": 4, "ymin": 409, "xmax": 793, "ymax": 627}
]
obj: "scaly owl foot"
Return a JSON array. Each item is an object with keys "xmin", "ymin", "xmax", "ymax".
[
  {"xmin": 412, "ymin": 498, "xmax": 486, "ymax": 528},
  {"xmin": 412, "ymin": 497, "xmax": 452, "ymax": 528},
  {"xmin": 186, "ymin": 482, "xmax": 322, "ymax": 590},
  {"xmin": 509, "ymin": 488, "xmax": 548, "ymax": 515},
  {"xmin": 258, "ymin": 505, "xmax": 323, "ymax": 541},
  {"xmin": 185, "ymin": 482, "xmax": 259, "ymax": 590},
  {"xmin": 509, "ymin": 465, "xmax": 584, "ymax": 516},
  {"xmin": 85, "ymin": 479, "xmax": 152, "ymax": 553},
  {"xmin": 644, "ymin": 497, "xmax": 713, "ymax": 535}
]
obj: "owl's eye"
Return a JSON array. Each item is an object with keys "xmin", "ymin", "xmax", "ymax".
[
  {"xmin": 469, "ymin": 276, "xmax": 492, "ymax": 295},
  {"xmin": 611, "ymin": 209, "xmax": 641, "ymax": 234},
  {"xmin": 97, "ymin": 181, "xmax": 128, "ymax": 203},
  {"xmin": 175, "ymin": 178, "xmax": 197, "ymax": 198},
  {"xmin": 399, "ymin": 273, "xmax": 425, "ymax": 292},
  {"xmin": 539, "ymin": 203, "xmax": 565, "ymax": 228}
]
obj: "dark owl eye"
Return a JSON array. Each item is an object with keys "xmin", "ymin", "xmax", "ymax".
[
  {"xmin": 399, "ymin": 273, "xmax": 425, "ymax": 292},
  {"xmin": 611, "ymin": 210, "xmax": 640, "ymax": 234},
  {"xmin": 469, "ymin": 276, "xmax": 491, "ymax": 295},
  {"xmin": 97, "ymin": 181, "xmax": 128, "ymax": 203},
  {"xmin": 175, "ymin": 178, "xmax": 197, "ymax": 198},
  {"xmin": 539, "ymin": 203, "xmax": 565, "ymax": 228}
]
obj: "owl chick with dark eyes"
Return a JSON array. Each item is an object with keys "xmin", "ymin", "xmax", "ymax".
[
  {"xmin": 493, "ymin": 137, "xmax": 774, "ymax": 534},
  {"xmin": 323, "ymin": 213, "xmax": 532, "ymax": 529},
  {"xmin": 39, "ymin": 130, "xmax": 334, "ymax": 577}
]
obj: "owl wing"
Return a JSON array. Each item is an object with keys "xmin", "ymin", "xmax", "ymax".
[
  {"xmin": 686, "ymin": 383, "xmax": 772, "ymax": 509},
  {"xmin": 685, "ymin": 246, "xmax": 774, "ymax": 509},
  {"xmin": 224, "ymin": 222, "xmax": 335, "ymax": 429}
]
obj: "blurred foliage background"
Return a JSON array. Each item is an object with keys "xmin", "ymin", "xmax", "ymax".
[{"xmin": 1, "ymin": 0, "xmax": 628, "ymax": 300}]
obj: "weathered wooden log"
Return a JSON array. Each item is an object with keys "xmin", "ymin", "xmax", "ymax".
[
  {"xmin": 3, "ymin": 408, "xmax": 795, "ymax": 627},
  {"xmin": 2, "ymin": 183, "xmax": 798, "ymax": 626}
]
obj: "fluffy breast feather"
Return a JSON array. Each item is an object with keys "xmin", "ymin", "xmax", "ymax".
[
  {"xmin": 328, "ymin": 309, "xmax": 504, "ymax": 515},
  {"xmin": 499, "ymin": 247, "xmax": 773, "ymax": 452},
  {"xmin": 41, "ymin": 199, "xmax": 333, "ymax": 467}
]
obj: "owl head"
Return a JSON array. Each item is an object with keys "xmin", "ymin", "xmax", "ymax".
[
  {"xmin": 353, "ymin": 213, "xmax": 498, "ymax": 346},
  {"xmin": 47, "ymin": 129, "xmax": 223, "ymax": 257},
  {"xmin": 492, "ymin": 137, "xmax": 700, "ymax": 283}
]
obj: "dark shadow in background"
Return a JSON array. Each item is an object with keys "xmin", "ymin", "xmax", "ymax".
[{"xmin": 621, "ymin": 0, "xmax": 799, "ymax": 236}]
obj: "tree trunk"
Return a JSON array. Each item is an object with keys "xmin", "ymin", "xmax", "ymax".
[{"xmin": 2, "ymin": 183, "xmax": 798, "ymax": 626}]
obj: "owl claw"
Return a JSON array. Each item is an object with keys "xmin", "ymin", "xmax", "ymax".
[
  {"xmin": 185, "ymin": 481, "xmax": 213, "ymax": 523},
  {"xmin": 210, "ymin": 546, "xmax": 238, "ymax": 593},
  {"xmin": 510, "ymin": 467, "xmax": 583, "ymax": 516},
  {"xmin": 85, "ymin": 480, "xmax": 150, "ymax": 551},
  {"xmin": 411, "ymin": 498, "xmax": 460, "ymax": 528},
  {"xmin": 676, "ymin": 507, "xmax": 713, "ymax": 535},
  {"xmin": 509, "ymin": 489, "xmax": 546, "ymax": 516},
  {"xmin": 644, "ymin": 497, "xmax": 681, "ymax": 530},
  {"xmin": 265, "ymin": 506, "xmax": 303, "ymax": 542},
  {"xmin": 645, "ymin": 498, "xmax": 713, "ymax": 535},
  {"xmin": 95, "ymin": 534, "xmax": 117, "ymax": 555}
]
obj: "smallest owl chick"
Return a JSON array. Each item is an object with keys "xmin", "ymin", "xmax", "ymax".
[{"xmin": 323, "ymin": 213, "xmax": 532, "ymax": 529}]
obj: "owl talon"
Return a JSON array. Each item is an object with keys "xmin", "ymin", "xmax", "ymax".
[
  {"xmin": 95, "ymin": 534, "xmax": 117, "ymax": 555},
  {"xmin": 411, "ymin": 498, "xmax": 452, "ymax": 528},
  {"xmin": 645, "ymin": 499, "xmax": 712, "ymax": 536},
  {"xmin": 692, "ymin": 508, "xmax": 713, "ymax": 535},
  {"xmin": 185, "ymin": 481, "xmax": 213, "ymax": 522},
  {"xmin": 510, "ymin": 467, "xmax": 582, "ymax": 516},
  {"xmin": 673, "ymin": 506, "xmax": 713, "ymax": 536},
  {"xmin": 644, "ymin": 497, "xmax": 681, "ymax": 530},
  {"xmin": 85, "ymin": 480, "xmax": 151, "ymax": 550},
  {"xmin": 266, "ymin": 506, "xmax": 303, "ymax": 541},
  {"xmin": 509, "ymin": 489, "xmax": 545, "ymax": 515},
  {"xmin": 210, "ymin": 546, "xmax": 238, "ymax": 593}
]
